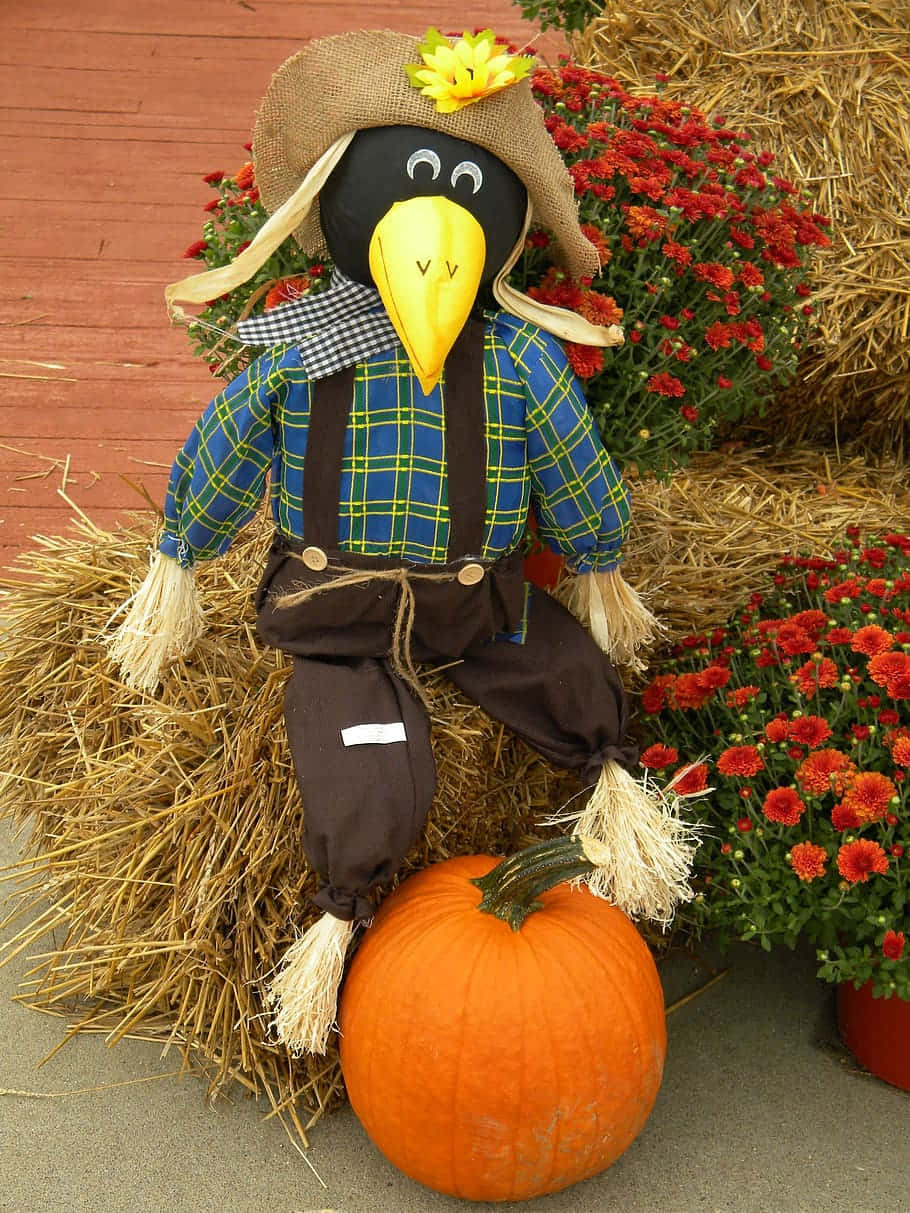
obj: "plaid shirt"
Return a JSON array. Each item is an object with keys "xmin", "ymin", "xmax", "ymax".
[{"xmin": 160, "ymin": 311, "xmax": 630, "ymax": 585}]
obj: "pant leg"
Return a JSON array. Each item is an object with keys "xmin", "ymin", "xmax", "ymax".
[
  {"xmin": 445, "ymin": 587, "xmax": 638, "ymax": 780},
  {"xmin": 284, "ymin": 655, "xmax": 436, "ymax": 921}
]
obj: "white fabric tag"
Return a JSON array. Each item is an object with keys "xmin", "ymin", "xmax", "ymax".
[{"xmin": 341, "ymin": 722, "xmax": 408, "ymax": 747}]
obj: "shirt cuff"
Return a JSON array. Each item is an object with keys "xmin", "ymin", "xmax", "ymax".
[
  {"xmin": 565, "ymin": 550, "xmax": 623, "ymax": 576},
  {"xmin": 159, "ymin": 533, "xmax": 194, "ymax": 568}
]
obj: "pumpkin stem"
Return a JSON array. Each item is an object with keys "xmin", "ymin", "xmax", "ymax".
[{"xmin": 472, "ymin": 835, "xmax": 607, "ymax": 931}]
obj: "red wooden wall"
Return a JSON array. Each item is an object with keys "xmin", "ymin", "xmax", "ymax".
[{"xmin": 0, "ymin": 1, "xmax": 564, "ymax": 565}]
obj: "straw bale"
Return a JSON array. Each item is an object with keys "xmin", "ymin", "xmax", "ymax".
[
  {"xmin": 624, "ymin": 446, "xmax": 910, "ymax": 641},
  {"xmin": 578, "ymin": 0, "xmax": 910, "ymax": 456},
  {"xmin": 0, "ymin": 515, "xmax": 576, "ymax": 1137}
]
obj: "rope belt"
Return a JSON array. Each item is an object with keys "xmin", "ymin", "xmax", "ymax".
[{"xmin": 276, "ymin": 559, "xmax": 476, "ymax": 706}]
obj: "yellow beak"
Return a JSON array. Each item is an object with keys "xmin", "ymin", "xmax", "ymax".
[{"xmin": 368, "ymin": 196, "xmax": 486, "ymax": 396}]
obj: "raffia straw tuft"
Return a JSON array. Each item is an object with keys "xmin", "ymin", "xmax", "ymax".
[
  {"xmin": 551, "ymin": 760, "xmax": 698, "ymax": 926},
  {"xmin": 104, "ymin": 552, "xmax": 204, "ymax": 693},
  {"xmin": 556, "ymin": 568, "xmax": 663, "ymax": 673},
  {"xmin": 266, "ymin": 913, "xmax": 355, "ymax": 1057}
]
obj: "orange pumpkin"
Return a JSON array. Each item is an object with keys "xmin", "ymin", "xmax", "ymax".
[{"xmin": 339, "ymin": 837, "xmax": 666, "ymax": 1202}]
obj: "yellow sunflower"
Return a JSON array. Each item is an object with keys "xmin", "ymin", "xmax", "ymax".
[{"xmin": 404, "ymin": 28, "xmax": 534, "ymax": 114}]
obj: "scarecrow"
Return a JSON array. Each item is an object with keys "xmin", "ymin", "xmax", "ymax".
[{"xmin": 110, "ymin": 29, "xmax": 695, "ymax": 1054}]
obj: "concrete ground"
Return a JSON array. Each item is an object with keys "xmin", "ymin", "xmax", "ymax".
[{"xmin": 1, "ymin": 821, "xmax": 907, "ymax": 1213}]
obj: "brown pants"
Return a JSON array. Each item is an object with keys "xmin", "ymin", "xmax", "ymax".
[{"xmin": 256, "ymin": 540, "xmax": 636, "ymax": 922}]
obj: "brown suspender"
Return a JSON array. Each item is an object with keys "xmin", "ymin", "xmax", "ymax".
[{"xmin": 303, "ymin": 321, "xmax": 488, "ymax": 561}]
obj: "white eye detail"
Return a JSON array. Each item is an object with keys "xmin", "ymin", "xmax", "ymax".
[
  {"xmin": 450, "ymin": 161, "xmax": 483, "ymax": 194},
  {"xmin": 406, "ymin": 148, "xmax": 441, "ymax": 181}
]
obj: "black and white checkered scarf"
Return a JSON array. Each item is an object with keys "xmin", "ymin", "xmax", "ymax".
[{"xmin": 235, "ymin": 268, "xmax": 399, "ymax": 379}]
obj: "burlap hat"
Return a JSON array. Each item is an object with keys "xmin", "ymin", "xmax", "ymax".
[{"xmin": 253, "ymin": 29, "xmax": 600, "ymax": 282}]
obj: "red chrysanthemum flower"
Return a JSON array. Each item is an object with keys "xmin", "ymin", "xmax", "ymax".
[
  {"xmin": 796, "ymin": 749, "xmax": 855, "ymax": 796},
  {"xmin": 641, "ymin": 674, "xmax": 676, "ymax": 714},
  {"xmin": 672, "ymin": 672, "xmax": 714, "ymax": 710},
  {"xmin": 789, "ymin": 841, "xmax": 827, "ymax": 881},
  {"xmin": 646, "ymin": 371, "xmax": 686, "ymax": 397},
  {"xmin": 892, "ymin": 736, "xmax": 910, "ymax": 767},
  {"xmin": 762, "ymin": 787, "xmax": 806, "ymax": 825},
  {"xmin": 671, "ymin": 763, "xmax": 709, "ymax": 795},
  {"xmin": 183, "ymin": 239, "xmax": 209, "ymax": 259},
  {"xmin": 717, "ymin": 745, "xmax": 764, "ymax": 777},
  {"xmin": 840, "ymin": 771, "xmax": 897, "ymax": 823},
  {"xmin": 696, "ymin": 665, "xmax": 732, "ymax": 690},
  {"xmin": 790, "ymin": 609, "xmax": 829, "ymax": 637},
  {"xmin": 726, "ymin": 685, "xmax": 760, "ymax": 708},
  {"xmin": 787, "ymin": 716, "xmax": 833, "ymax": 748},
  {"xmin": 765, "ymin": 717, "xmax": 789, "ymax": 743},
  {"xmin": 851, "ymin": 625, "xmax": 895, "ymax": 657},
  {"xmin": 831, "ymin": 802, "xmax": 862, "ymax": 830},
  {"xmin": 824, "ymin": 579, "xmax": 863, "ymax": 604},
  {"xmin": 883, "ymin": 930, "xmax": 906, "ymax": 961},
  {"xmin": 824, "ymin": 627, "xmax": 853, "ymax": 645},
  {"xmin": 640, "ymin": 743, "xmax": 679, "ymax": 770},
  {"xmin": 775, "ymin": 622, "xmax": 816, "ymax": 656},
  {"xmin": 264, "ymin": 276, "xmax": 310, "ymax": 310},
  {"xmin": 836, "ymin": 839, "xmax": 889, "ymax": 884}
]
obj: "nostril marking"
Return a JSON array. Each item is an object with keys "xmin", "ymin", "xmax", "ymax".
[
  {"xmin": 446, "ymin": 262, "xmax": 458, "ymax": 279},
  {"xmin": 417, "ymin": 259, "xmax": 430, "ymax": 276}
]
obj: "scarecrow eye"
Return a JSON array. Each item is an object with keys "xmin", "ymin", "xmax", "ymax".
[
  {"xmin": 450, "ymin": 161, "xmax": 483, "ymax": 194},
  {"xmin": 406, "ymin": 149, "xmax": 442, "ymax": 181}
]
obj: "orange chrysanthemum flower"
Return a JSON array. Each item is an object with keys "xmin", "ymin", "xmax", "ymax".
[
  {"xmin": 892, "ymin": 736, "xmax": 910, "ymax": 767},
  {"xmin": 762, "ymin": 786, "xmax": 806, "ymax": 825},
  {"xmin": 794, "ymin": 657, "xmax": 839, "ymax": 697},
  {"xmin": 868, "ymin": 651, "xmax": 910, "ymax": 689},
  {"xmin": 850, "ymin": 625, "xmax": 894, "ymax": 657},
  {"xmin": 796, "ymin": 748, "xmax": 855, "ymax": 796},
  {"xmin": 836, "ymin": 839, "xmax": 889, "ymax": 884},
  {"xmin": 787, "ymin": 715, "xmax": 833, "ymax": 748},
  {"xmin": 717, "ymin": 745, "xmax": 764, "ymax": 777},
  {"xmin": 840, "ymin": 771, "xmax": 897, "ymax": 823},
  {"xmin": 789, "ymin": 841, "xmax": 827, "ymax": 882}
]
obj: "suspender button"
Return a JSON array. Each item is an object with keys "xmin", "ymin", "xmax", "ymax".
[
  {"xmin": 457, "ymin": 562, "xmax": 485, "ymax": 586},
  {"xmin": 301, "ymin": 545, "xmax": 329, "ymax": 571}
]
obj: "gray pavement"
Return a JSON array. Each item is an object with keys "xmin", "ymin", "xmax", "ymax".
[{"xmin": 1, "ymin": 818, "xmax": 907, "ymax": 1213}]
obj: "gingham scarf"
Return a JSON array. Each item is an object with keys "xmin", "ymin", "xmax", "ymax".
[{"xmin": 236, "ymin": 269, "xmax": 399, "ymax": 378}]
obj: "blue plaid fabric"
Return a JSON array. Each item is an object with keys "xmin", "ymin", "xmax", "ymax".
[{"xmin": 160, "ymin": 311, "xmax": 630, "ymax": 583}]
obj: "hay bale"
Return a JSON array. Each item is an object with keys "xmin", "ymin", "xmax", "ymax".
[
  {"xmin": 2, "ymin": 443, "xmax": 904, "ymax": 1133},
  {"xmin": 625, "ymin": 446, "xmax": 910, "ymax": 642},
  {"xmin": 0, "ymin": 515, "xmax": 576, "ymax": 1138},
  {"xmin": 579, "ymin": 0, "xmax": 910, "ymax": 456}
]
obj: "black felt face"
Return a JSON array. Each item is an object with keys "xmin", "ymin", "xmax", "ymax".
[{"xmin": 318, "ymin": 125, "xmax": 528, "ymax": 287}]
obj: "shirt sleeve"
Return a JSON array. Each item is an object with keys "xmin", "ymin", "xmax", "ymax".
[
  {"xmin": 505, "ymin": 320, "xmax": 630, "ymax": 573},
  {"xmin": 159, "ymin": 352, "xmax": 286, "ymax": 567}
]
